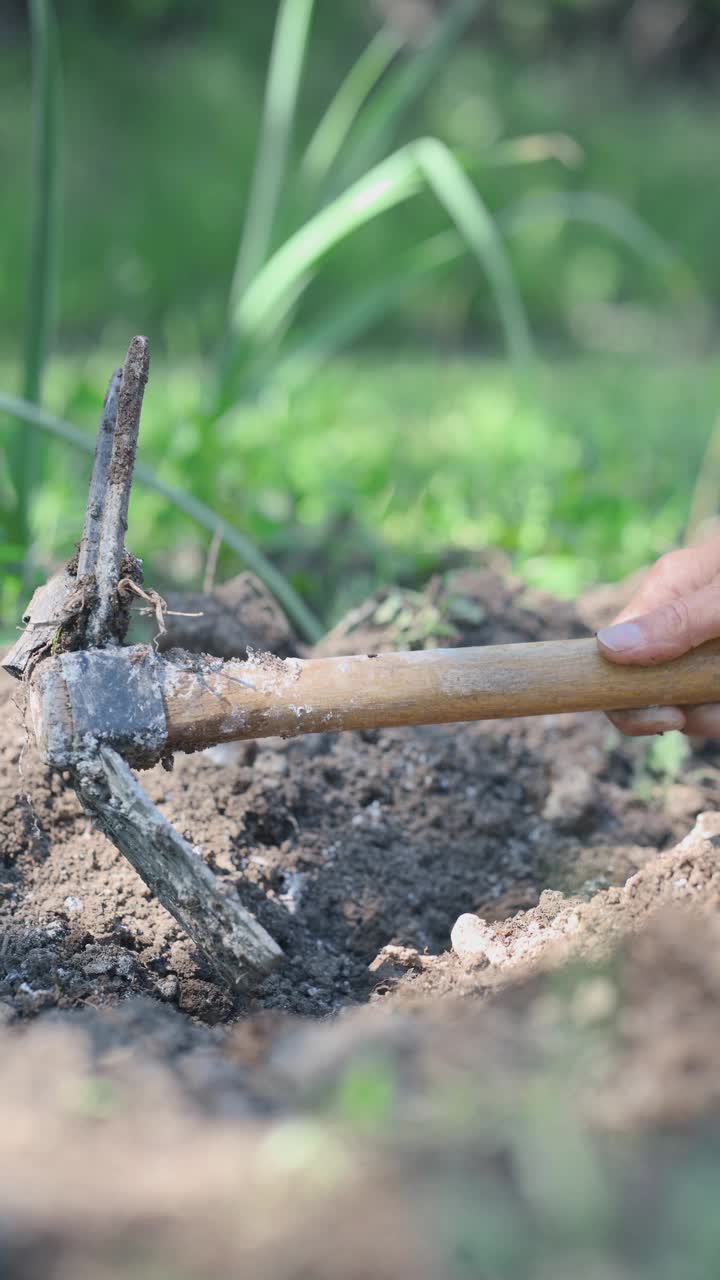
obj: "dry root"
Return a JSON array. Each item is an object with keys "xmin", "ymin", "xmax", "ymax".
[{"xmin": 118, "ymin": 578, "xmax": 202, "ymax": 643}]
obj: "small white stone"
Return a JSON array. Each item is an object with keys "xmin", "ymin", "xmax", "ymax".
[
  {"xmin": 696, "ymin": 811, "xmax": 720, "ymax": 838},
  {"xmin": 64, "ymin": 895, "xmax": 84, "ymax": 915},
  {"xmin": 364, "ymin": 800, "xmax": 383, "ymax": 827},
  {"xmin": 450, "ymin": 914, "xmax": 508, "ymax": 965},
  {"xmin": 279, "ymin": 871, "xmax": 306, "ymax": 915}
]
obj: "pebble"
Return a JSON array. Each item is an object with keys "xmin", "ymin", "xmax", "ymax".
[
  {"xmin": 695, "ymin": 810, "xmax": 720, "ymax": 839},
  {"xmin": 450, "ymin": 914, "xmax": 508, "ymax": 965}
]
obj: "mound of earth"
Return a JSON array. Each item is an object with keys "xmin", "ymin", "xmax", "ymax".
[
  {"xmin": 313, "ymin": 566, "xmax": 587, "ymax": 656},
  {"xmin": 1, "ymin": 567, "xmax": 711, "ymax": 1022},
  {"xmin": 2, "ymin": 565, "xmax": 720, "ymax": 1278}
]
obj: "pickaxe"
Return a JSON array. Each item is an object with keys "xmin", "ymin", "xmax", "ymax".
[{"xmin": 6, "ymin": 338, "xmax": 720, "ymax": 989}]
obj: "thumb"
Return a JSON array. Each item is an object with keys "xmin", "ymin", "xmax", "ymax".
[{"xmin": 597, "ymin": 583, "xmax": 720, "ymax": 665}]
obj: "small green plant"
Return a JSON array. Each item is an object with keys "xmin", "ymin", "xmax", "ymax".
[{"xmin": 632, "ymin": 729, "xmax": 690, "ymax": 800}]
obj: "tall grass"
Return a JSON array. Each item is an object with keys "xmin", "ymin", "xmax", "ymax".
[
  {"xmin": 214, "ymin": 0, "xmax": 688, "ymax": 416},
  {"xmin": 229, "ymin": 0, "xmax": 315, "ymax": 311},
  {"xmin": 216, "ymin": 0, "xmax": 495, "ymax": 413},
  {"xmin": 6, "ymin": 0, "xmax": 61, "ymax": 574},
  {"xmin": 1, "ymin": 0, "xmax": 691, "ymax": 640}
]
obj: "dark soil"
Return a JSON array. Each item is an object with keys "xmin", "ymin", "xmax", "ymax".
[{"xmin": 2, "ymin": 565, "xmax": 720, "ymax": 1279}]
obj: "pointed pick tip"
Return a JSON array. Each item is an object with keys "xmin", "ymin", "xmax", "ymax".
[{"xmin": 124, "ymin": 335, "xmax": 150, "ymax": 377}]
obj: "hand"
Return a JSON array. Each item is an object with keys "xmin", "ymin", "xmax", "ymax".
[{"xmin": 596, "ymin": 537, "xmax": 720, "ymax": 737}]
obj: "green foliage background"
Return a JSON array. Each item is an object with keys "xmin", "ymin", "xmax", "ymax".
[
  {"xmin": 1, "ymin": 0, "xmax": 718, "ymax": 635},
  {"xmin": 1, "ymin": 5, "xmax": 716, "ymax": 351}
]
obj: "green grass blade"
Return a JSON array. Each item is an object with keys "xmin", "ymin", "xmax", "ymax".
[
  {"xmin": 24, "ymin": 0, "xmax": 61, "ymax": 404},
  {"xmin": 229, "ymin": 0, "xmax": 315, "ymax": 314},
  {"xmin": 413, "ymin": 138, "xmax": 533, "ymax": 365},
  {"xmin": 300, "ymin": 26, "xmax": 404, "ymax": 188},
  {"xmin": 499, "ymin": 191, "xmax": 681, "ymax": 272},
  {"xmin": 333, "ymin": 0, "xmax": 479, "ymax": 184},
  {"xmin": 273, "ymin": 231, "xmax": 466, "ymax": 388},
  {"xmin": 224, "ymin": 135, "xmax": 532, "ymax": 407},
  {"xmin": 211, "ymin": 240, "xmax": 462, "ymax": 409},
  {"xmin": 8, "ymin": 0, "xmax": 62, "ymax": 561},
  {"xmin": 0, "ymin": 391, "xmax": 324, "ymax": 644},
  {"xmin": 230, "ymin": 147, "xmax": 421, "ymax": 341}
]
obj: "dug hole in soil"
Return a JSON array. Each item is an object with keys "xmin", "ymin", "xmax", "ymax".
[{"xmin": 3, "ymin": 564, "xmax": 720, "ymax": 1279}]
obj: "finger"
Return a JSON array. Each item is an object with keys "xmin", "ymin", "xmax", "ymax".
[
  {"xmin": 612, "ymin": 544, "xmax": 720, "ymax": 627},
  {"xmin": 606, "ymin": 706, "xmax": 686, "ymax": 736},
  {"xmin": 681, "ymin": 703, "xmax": 720, "ymax": 737},
  {"xmin": 597, "ymin": 579, "xmax": 720, "ymax": 665}
]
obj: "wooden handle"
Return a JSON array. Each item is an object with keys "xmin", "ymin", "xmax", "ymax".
[{"xmin": 164, "ymin": 637, "xmax": 720, "ymax": 753}]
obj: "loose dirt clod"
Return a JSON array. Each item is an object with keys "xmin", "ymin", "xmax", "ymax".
[{"xmin": 157, "ymin": 572, "xmax": 297, "ymax": 659}]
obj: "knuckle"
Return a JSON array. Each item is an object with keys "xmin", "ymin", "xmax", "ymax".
[
  {"xmin": 647, "ymin": 549, "xmax": 686, "ymax": 588},
  {"xmin": 657, "ymin": 595, "xmax": 692, "ymax": 642}
]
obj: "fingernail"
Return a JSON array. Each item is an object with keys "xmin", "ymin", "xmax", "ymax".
[
  {"xmin": 597, "ymin": 621, "xmax": 645, "ymax": 653},
  {"xmin": 607, "ymin": 706, "xmax": 684, "ymax": 734}
]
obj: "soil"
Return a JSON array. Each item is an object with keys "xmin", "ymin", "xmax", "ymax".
[
  {"xmin": 159, "ymin": 571, "xmax": 297, "ymax": 660},
  {"xmin": 2, "ymin": 565, "xmax": 720, "ymax": 1278}
]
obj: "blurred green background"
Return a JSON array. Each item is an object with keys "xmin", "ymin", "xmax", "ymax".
[{"xmin": 2, "ymin": 0, "xmax": 719, "ymax": 639}]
